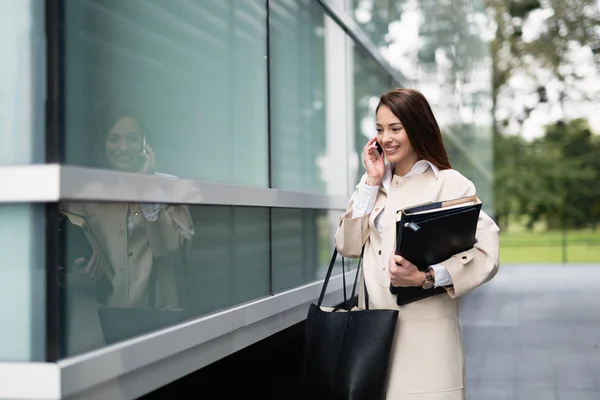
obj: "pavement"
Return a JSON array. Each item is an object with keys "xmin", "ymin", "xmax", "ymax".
[{"xmin": 461, "ymin": 264, "xmax": 600, "ymax": 400}]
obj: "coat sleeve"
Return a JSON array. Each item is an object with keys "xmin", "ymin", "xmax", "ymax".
[
  {"xmin": 442, "ymin": 180, "xmax": 500, "ymax": 298},
  {"xmin": 146, "ymin": 204, "xmax": 195, "ymax": 258},
  {"xmin": 334, "ymin": 174, "xmax": 372, "ymax": 258}
]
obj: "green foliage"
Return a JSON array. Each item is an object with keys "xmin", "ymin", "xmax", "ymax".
[
  {"xmin": 486, "ymin": 0, "xmax": 600, "ymax": 231},
  {"xmin": 486, "ymin": 0, "xmax": 600, "ymax": 130},
  {"xmin": 494, "ymin": 118, "xmax": 600, "ymax": 231}
]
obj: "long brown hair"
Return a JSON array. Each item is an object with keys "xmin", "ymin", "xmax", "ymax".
[{"xmin": 376, "ymin": 88, "xmax": 452, "ymax": 170}]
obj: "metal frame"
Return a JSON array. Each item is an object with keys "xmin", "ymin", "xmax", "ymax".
[
  {"xmin": 0, "ymin": 272, "xmax": 355, "ymax": 400},
  {"xmin": 0, "ymin": 165, "xmax": 349, "ymax": 210}
]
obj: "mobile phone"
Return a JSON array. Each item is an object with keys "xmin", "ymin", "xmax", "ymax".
[
  {"xmin": 142, "ymin": 136, "xmax": 147, "ymax": 155},
  {"xmin": 375, "ymin": 141, "xmax": 383, "ymax": 155}
]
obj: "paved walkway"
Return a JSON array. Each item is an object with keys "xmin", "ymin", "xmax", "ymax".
[{"xmin": 461, "ymin": 264, "xmax": 600, "ymax": 399}]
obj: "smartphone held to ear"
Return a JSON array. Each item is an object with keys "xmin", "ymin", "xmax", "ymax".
[{"xmin": 375, "ymin": 141, "xmax": 383, "ymax": 155}]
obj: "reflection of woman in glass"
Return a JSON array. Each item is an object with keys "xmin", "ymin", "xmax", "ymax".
[
  {"xmin": 60, "ymin": 105, "xmax": 194, "ymax": 355},
  {"xmin": 335, "ymin": 89, "xmax": 499, "ymax": 399},
  {"xmin": 93, "ymin": 105, "xmax": 156, "ymax": 173}
]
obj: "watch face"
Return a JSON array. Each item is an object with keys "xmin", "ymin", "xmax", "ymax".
[{"xmin": 423, "ymin": 272, "xmax": 434, "ymax": 289}]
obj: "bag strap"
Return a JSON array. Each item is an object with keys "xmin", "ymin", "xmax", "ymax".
[
  {"xmin": 349, "ymin": 247, "xmax": 364, "ymax": 299},
  {"xmin": 341, "ymin": 257, "xmax": 347, "ymax": 306},
  {"xmin": 317, "ymin": 246, "xmax": 366, "ymax": 309},
  {"xmin": 316, "ymin": 248, "xmax": 339, "ymax": 307},
  {"xmin": 350, "ymin": 247, "xmax": 369, "ymax": 309},
  {"xmin": 364, "ymin": 273, "xmax": 370, "ymax": 310}
]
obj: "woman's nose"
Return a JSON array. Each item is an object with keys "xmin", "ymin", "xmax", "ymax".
[
  {"xmin": 382, "ymin": 132, "xmax": 393, "ymax": 143},
  {"xmin": 118, "ymin": 140, "xmax": 128, "ymax": 151}
]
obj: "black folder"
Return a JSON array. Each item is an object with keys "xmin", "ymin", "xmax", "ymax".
[{"xmin": 389, "ymin": 195, "xmax": 482, "ymax": 306}]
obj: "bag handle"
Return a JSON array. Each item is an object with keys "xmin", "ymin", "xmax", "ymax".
[{"xmin": 317, "ymin": 246, "xmax": 367, "ymax": 310}]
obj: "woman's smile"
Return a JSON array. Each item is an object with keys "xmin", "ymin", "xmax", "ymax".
[{"xmin": 383, "ymin": 144, "xmax": 400, "ymax": 155}]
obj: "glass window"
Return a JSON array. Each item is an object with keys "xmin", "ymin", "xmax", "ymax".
[
  {"xmin": 0, "ymin": 0, "xmax": 46, "ymax": 362},
  {"xmin": 388, "ymin": 0, "xmax": 494, "ymax": 211},
  {"xmin": 56, "ymin": 201, "xmax": 351, "ymax": 357},
  {"xmin": 269, "ymin": 0, "xmax": 328, "ymax": 194},
  {"xmin": 271, "ymin": 209, "xmax": 329, "ymax": 292},
  {"xmin": 271, "ymin": 208, "xmax": 358, "ymax": 293},
  {"xmin": 352, "ymin": 45, "xmax": 392, "ymax": 185},
  {"xmin": 349, "ymin": 0, "xmax": 494, "ymax": 210},
  {"xmin": 0, "ymin": 0, "xmax": 45, "ymax": 164},
  {"xmin": 62, "ymin": 0, "xmax": 268, "ymax": 187},
  {"xmin": 0, "ymin": 204, "xmax": 46, "ymax": 361},
  {"xmin": 349, "ymin": 0, "xmax": 394, "ymax": 48},
  {"xmin": 58, "ymin": 202, "xmax": 269, "ymax": 357}
]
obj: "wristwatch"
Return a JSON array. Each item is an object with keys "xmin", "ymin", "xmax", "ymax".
[{"xmin": 421, "ymin": 268, "xmax": 434, "ymax": 289}]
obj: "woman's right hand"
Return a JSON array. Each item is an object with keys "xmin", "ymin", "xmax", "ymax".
[
  {"xmin": 363, "ymin": 137, "xmax": 385, "ymax": 186},
  {"xmin": 68, "ymin": 250, "xmax": 104, "ymax": 286}
]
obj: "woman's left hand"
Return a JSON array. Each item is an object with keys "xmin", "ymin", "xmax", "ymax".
[{"xmin": 389, "ymin": 253, "xmax": 425, "ymax": 287}]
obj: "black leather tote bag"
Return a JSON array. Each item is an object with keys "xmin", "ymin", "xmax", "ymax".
[{"xmin": 300, "ymin": 247, "xmax": 399, "ymax": 400}]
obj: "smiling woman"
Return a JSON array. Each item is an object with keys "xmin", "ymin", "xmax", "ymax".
[
  {"xmin": 375, "ymin": 89, "xmax": 452, "ymax": 175},
  {"xmin": 92, "ymin": 105, "xmax": 153, "ymax": 174},
  {"xmin": 335, "ymin": 87, "xmax": 500, "ymax": 399}
]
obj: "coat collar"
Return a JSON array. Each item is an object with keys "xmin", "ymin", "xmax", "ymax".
[{"xmin": 381, "ymin": 160, "xmax": 439, "ymax": 193}]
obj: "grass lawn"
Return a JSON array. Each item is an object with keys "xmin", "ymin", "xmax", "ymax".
[{"xmin": 500, "ymin": 230, "xmax": 600, "ymax": 263}]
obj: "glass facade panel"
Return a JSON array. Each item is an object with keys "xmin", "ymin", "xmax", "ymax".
[
  {"xmin": 271, "ymin": 209, "xmax": 329, "ymax": 292},
  {"xmin": 269, "ymin": 0, "xmax": 330, "ymax": 194},
  {"xmin": 62, "ymin": 0, "xmax": 268, "ymax": 186},
  {"xmin": 0, "ymin": 0, "xmax": 45, "ymax": 164},
  {"xmin": 377, "ymin": 0, "xmax": 494, "ymax": 211},
  {"xmin": 58, "ymin": 202, "xmax": 269, "ymax": 357},
  {"xmin": 349, "ymin": 0, "xmax": 394, "ymax": 48},
  {"xmin": 352, "ymin": 45, "xmax": 392, "ymax": 185},
  {"xmin": 271, "ymin": 208, "xmax": 358, "ymax": 293},
  {"xmin": 0, "ymin": 204, "xmax": 46, "ymax": 361},
  {"xmin": 417, "ymin": 0, "xmax": 494, "ymax": 211},
  {"xmin": 0, "ymin": 0, "xmax": 46, "ymax": 362}
]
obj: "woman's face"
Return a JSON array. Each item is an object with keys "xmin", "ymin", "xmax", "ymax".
[
  {"xmin": 376, "ymin": 105, "xmax": 417, "ymax": 166},
  {"xmin": 105, "ymin": 116, "xmax": 144, "ymax": 171}
]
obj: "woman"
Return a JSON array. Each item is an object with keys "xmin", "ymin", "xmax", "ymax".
[
  {"xmin": 335, "ymin": 88, "xmax": 499, "ymax": 399},
  {"xmin": 60, "ymin": 105, "xmax": 194, "ymax": 355}
]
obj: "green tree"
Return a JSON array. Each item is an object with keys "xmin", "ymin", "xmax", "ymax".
[
  {"xmin": 486, "ymin": 0, "xmax": 600, "ymax": 131},
  {"xmin": 492, "ymin": 132, "xmax": 529, "ymax": 230},
  {"xmin": 515, "ymin": 119, "xmax": 597, "ymax": 229},
  {"xmin": 539, "ymin": 119, "xmax": 600, "ymax": 228}
]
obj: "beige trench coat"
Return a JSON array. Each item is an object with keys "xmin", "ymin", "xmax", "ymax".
[
  {"xmin": 60, "ymin": 200, "xmax": 194, "ymax": 355},
  {"xmin": 335, "ymin": 168, "xmax": 500, "ymax": 399}
]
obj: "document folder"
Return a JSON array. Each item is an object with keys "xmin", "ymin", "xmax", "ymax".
[
  {"xmin": 59, "ymin": 210, "xmax": 115, "ymax": 282},
  {"xmin": 389, "ymin": 195, "xmax": 482, "ymax": 306}
]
